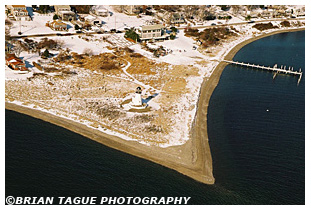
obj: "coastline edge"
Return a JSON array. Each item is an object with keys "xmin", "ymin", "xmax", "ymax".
[{"xmin": 5, "ymin": 27, "xmax": 305, "ymax": 185}]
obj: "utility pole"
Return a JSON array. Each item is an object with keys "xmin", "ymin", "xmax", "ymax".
[{"xmin": 18, "ymin": 19, "xmax": 22, "ymax": 35}]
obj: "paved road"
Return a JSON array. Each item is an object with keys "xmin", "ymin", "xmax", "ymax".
[
  {"xmin": 10, "ymin": 17, "xmax": 304, "ymax": 39},
  {"xmin": 10, "ymin": 31, "xmax": 100, "ymax": 39}
]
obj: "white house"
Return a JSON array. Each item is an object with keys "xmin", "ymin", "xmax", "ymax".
[
  {"xmin": 7, "ymin": 5, "xmax": 31, "ymax": 21},
  {"xmin": 171, "ymin": 13, "xmax": 185, "ymax": 24},
  {"xmin": 84, "ymin": 15, "xmax": 102, "ymax": 26},
  {"xmin": 94, "ymin": 7, "xmax": 109, "ymax": 17},
  {"xmin": 54, "ymin": 5, "xmax": 75, "ymax": 21},
  {"xmin": 136, "ymin": 24, "xmax": 169, "ymax": 41}
]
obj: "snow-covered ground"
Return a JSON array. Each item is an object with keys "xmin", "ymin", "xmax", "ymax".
[
  {"xmin": 5, "ymin": 9, "xmax": 305, "ymax": 147},
  {"xmin": 5, "ymin": 66, "xmax": 33, "ymax": 80},
  {"xmin": 10, "ymin": 11, "xmax": 75, "ymax": 36},
  {"xmin": 94, "ymin": 5, "xmax": 154, "ymax": 31},
  {"xmin": 130, "ymin": 30, "xmax": 206, "ymax": 65},
  {"xmin": 51, "ymin": 35, "xmax": 111, "ymax": 54}
]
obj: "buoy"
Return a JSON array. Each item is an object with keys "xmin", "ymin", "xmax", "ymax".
[{"xmin": 266, "ymin": 109, "xmax": 269, "ymax": 112}]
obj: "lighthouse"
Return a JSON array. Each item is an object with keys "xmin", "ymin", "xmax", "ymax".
[{"xmin": 132, "ymin": 87, "xmax": 142, "ymax": 106}]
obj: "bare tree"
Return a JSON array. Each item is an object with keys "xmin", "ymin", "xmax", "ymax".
[
  {"xmin": 14, "ymin": 41, "xmax": 24, "ymax": 56},
  {"xmin": 197, "ymin": 5, "xmax": 207, "ymax": 21},
  {"xmin": 231, "ymin": 5, "xmax": 241, "ymax": 14},
  {"xmin": 5, "ymin": 27, "xmax": 11, "ymax": 41}
]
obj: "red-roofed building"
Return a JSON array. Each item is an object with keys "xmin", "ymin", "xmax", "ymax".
[{"xmin": 5, "ymin": 53, "xmax": 28, "ymax": 71}]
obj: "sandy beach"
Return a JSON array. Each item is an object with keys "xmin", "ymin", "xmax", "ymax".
[{"xmin": 5, "ymin": 27, "xmax": 304, "ymax": 185}]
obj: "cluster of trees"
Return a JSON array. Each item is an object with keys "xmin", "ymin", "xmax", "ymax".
[
  {"xmin": 253, "ymin": 22, "xmax": 278, "ymax": 31},
  {"xmin": 32, "ymin": 5, "xmax": 51, "ymax": 14},
  {"xmin": 218, "ymin": 5, "xmax": 230, "ymax": 11},
  {"xmin": 70, "ymin": 5, "xmax": 93, "ymax": 14},
  {"xmin": 153, "ymin": 5, "xmax": 181, "ymax": 12},
  {"xmin": 218, "ymin": 15, "xmax": 232, "ymax": 20},
  {"xmin": 280, "ymin": 21, "xmax": 291, "ymax": 27},
  {"xmin": 53, "ymin": 14, "xmax": 59, "ymax": 20},
  {"xmin": 38, "ymin": 38, "xmax": 63, "ymax": 50},
  {"xmin": 184, "ymin": 28, "xmax": 200, "ymax": 37},
  {"xmin": 32, "ymin": 5, "xmax": 93, "ymax": 14},
  {"xmin": 204, "ymin": 15, "xmax": 216, "ymax": 21},
  {"xmin": 124, "ymin": 28, "xmax": 140, "ymax": 42},
  {"xmin": 185, "ymin": 27, "xmax": 233, "ymax": 46},
  {"xmin": 42, "ymin": 49, "xmax": 51, "ymax": 58}
]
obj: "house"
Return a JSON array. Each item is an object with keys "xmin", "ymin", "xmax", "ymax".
[
  {"xmin": 261, "ymin": 10, "xmax": 272, "ymax": 18},
  {"xmin": 275, "ymin": 10, "xmax": 286, "ymax": 18},
  {"xmin": 245, "ymin": 10, "xmax": 259, "ymax": 18},
  {"xmin": 54, "ymin": 5, "xmax": 75, "ymax": 21},
  {"xmin": 136, "ymin": 24, "xmax": 169, "ymax": 41},
  {"xmin": 46, "ymin": 19, "xmax": 68, "ymax": 31},
  {"xmin": 171, "ymin": 13, "xmax": 185, "ymax": 24},
  {"xmin": 122, "ymin": 5, "xmax": 142, "ymax": 15},
  {"xmin": 84, "ymin": 15, "xmax": 102, "ymax": 26},
  {"xmin": 7, "ymin": 5, "xmax": 31, "ymax": 21},
  {"xmin": 294, "ymin": 8, "xmax": 305, "ymax": 17},
  {"xmin": 93, "ymin": 7, "xmax": 109, "ymax": 17},
  {"xmin": 5, "ymin": 53, "xmax": 28, "ymax": 71}
]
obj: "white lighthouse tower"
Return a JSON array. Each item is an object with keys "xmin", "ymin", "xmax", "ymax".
[{"xmin": 132, "ymin": 87, "xmax": 142, "ymax": 106}]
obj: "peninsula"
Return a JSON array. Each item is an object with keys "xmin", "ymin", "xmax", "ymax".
[{"xmin": 5, "ymin": 5, "xmax": 305, "ymax": 184}]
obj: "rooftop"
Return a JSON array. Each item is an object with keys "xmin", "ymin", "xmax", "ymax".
[
  {"xmin": 141, "ymin": 24, "xmax": 164, "ymax": 31},
  {"xmin": 11, "ymin": 5, "xmax": 26, "ymax": 8},
  {"xmin": 54, "ymin": 5, "xmax": 71, "ymax": 10}
]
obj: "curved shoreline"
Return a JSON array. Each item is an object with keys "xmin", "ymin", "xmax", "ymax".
[{"xmin": 5, "ymin": 27, "xmax": 304, "ymax": 185}]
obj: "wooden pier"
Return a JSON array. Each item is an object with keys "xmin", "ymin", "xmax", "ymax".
[{"xmin": 222, "ymin": 60, "xmax": 303, "ymax": 84}]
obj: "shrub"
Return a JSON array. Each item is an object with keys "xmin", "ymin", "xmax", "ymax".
[
  {"xmin": 170, "ymin": 26, "xmax": 177, "ymax": 33},
  {"xmin": 99, "ymin": 63, "xmax": 117, "ymax": 70},
  {"xmin": 42, "ymin": 49, "xmax": 50, "ymax": 58},
  {"xmin": 245, "ymin": 15, "xmax": 251, "ymax": 21},
  {"xmin": 74, "ymin": 24, "xmax": 80, "ymax": 30},
  {"xmin": 38, "ymin": 38, "xmax": 62, "ymax": 49},
  {"xmin": 124, "ymin": 28, "xmax": 140, "ymax": 42},
  {"xmin": 204, "ymin": 15, "xmax": 216, "ymax": 20},
  {"xmin": 280, "ymin": 21, "xmax": 290, "ymax": 27},
  {"xmin": 253, "ymin": 22, "xmax": 278, "ymax": 31},
  {"xmin": 83, "ymin": 48, "xmax": 94, "ymax": 56},
  {"xmin": 130, "ymin": 53, "xmax": 143, "ymax": 58},
  {"xmin": 123, "ymin": 47, "xmax": 134, "ymax": 53},
  {"xmin": 184, "ymin": 27, "xmax": 199, "ymax": 36}
]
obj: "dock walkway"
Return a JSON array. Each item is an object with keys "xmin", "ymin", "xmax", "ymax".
[{"xmin": 222, "ymin": 60, "xmax": 303, "ymax": 84}]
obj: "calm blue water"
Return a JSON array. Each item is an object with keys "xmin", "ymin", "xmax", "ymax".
[{"xmin": 5, "ymin": 31, "xmax": 304, "ymax": 204}]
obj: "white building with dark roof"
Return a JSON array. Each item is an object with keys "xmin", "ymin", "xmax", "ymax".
[
  {"xmin": 136, "ymin": 24, "xmax": 169, "ymax": 41},
  {"xmin": 54, "ymin": 5, "xmax": 75, "ymax": 21},
  {"xmin": 7, "ymin": 5, "xmax": 31, "ymax": 21}
]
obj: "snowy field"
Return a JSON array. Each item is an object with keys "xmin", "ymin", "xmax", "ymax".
[
  {"xmin": 10, "ymin": 11, "xmax": 76, "ymax": 36},
  {"xmin": 94, "ymin": 5, "xmax": 154, "ymax": 31}
]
